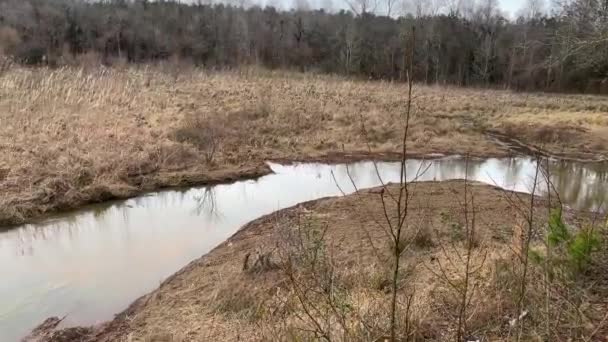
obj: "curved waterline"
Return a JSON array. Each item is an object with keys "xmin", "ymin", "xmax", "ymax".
[{"xmin": 0, "ymin": 157, "xmax": 606, "ymax": 341}]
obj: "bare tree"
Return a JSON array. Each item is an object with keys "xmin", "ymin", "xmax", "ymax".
[
  {"xmin": 523, "ymin": 0, "xmax": 546, "ymax": 18},
  {"xmin": 293, "ymin": 0, "xmax": 311, "ymax": 11},
  {"xmin": 406, "ymin": 0, "xmax": 446, "ymax": 17},
  {"xmin": 344, "ymin": 0, "xmax": 379, "ymax": 15},
  {"xmin": 445, "ymin": 0, "xmax": 464, "ymax": 15},
  {"xmin": 388, "ymin": 26, "xmax": 416, "ymax": 342},
  {"xmin": 335, "ymin": 25, "xmax": 419, "ymax": 341},
  {"xmin": 383, "ymin": 0, "xmax": 399, "ymax": 16}
]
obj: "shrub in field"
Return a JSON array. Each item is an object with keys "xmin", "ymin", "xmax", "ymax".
[
  {"xmin": 530, "ymin": 208, "xmax": 602, "ymax": 276},
  {"xmin": 171, "ymin": 114, "xmax": 223, "ymax": 164}
]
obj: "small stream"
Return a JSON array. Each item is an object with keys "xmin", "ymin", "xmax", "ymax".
[{"xmin": 0, "ymin": 157, "xmax": 606, "ymax": 341}]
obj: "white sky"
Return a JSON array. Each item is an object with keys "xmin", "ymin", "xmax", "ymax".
[
  {"xmin": 500, "ymin": 0, "xmax": 526, "ymax": 16},
  {"xmin": 257, "ymin": 0, "xmax": 536, "ymax": 18}
]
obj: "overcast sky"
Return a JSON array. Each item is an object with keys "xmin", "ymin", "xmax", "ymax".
[
  {"xmin": 499, "ymin": 0, "xmax": 526, "ymax": 16},
  {"xmin": 254, "ymin": 0, "xmax": 540, "ymax": 19}
]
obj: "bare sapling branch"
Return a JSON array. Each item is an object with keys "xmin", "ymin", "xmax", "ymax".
[
  {"xmin": 387, "ymin": 25, "xmax": 417, "ymax": 342},
  {"xmin": 514, "ymin": 153, "xmax": 541, "ymax": 341},
  {"xmin": 424, "ymin": 155, "xmax": 487, "ymax": 341},
  {"xmin": 274, "ymin": 211, "xmax": 356, "ymax": 341}
]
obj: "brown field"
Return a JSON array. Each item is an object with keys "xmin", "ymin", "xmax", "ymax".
[
  {"xmin": 4, "ymin": 65, "xmax": 607, "ymax": 341},
  {"xmin": 1, "ymin": 65, "xmax": 607, "ymax": 225},
  {"xmin": 34, "ymin": 181, "xmax": 607, "ymax": 341}
]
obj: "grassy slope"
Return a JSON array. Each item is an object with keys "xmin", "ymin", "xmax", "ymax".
[
  {"xmin": 1, "ymin": 66, "xmax": 607, "ymax": 225},
  {"xmin": 47, "ymin": 181, "xmax": 606, "ymax": 341}
]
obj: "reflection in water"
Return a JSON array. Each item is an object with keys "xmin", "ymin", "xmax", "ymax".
[
  {"xmin": 192, "ymin": 188, "xmax": 220, "ymax": 219},
  {"xmin": 0, "ymin": 157, "xmax": 606, "ymax": 341},
  {"xmin": 549, "ymin": 160, "xmax": 608, "ymax": 211}
]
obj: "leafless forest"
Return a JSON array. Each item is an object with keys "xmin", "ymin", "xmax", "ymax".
[{"xmin": 0, "ymin": 0, "xmax": 607, "ymax": 92}]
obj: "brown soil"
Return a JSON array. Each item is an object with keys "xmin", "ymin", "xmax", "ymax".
[
  {"xmin": 33, "ymin": 181, "xmax": 607, "ymax": 341},
  {"xmin": 2, "ymin": 67, "xmax": 608, "ymax": 226},
  {"xmin": 493, "ymin": 124, "xmax": 608, "ymax": 162}
]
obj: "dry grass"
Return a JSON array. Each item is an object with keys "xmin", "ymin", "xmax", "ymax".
[
  {"xmin": 54, "ymin": 181, "xmax": 605, "ymax": 341},
  {"xmin": 1, "ymin": 65, "xmax": 607, "ymax": 225}
]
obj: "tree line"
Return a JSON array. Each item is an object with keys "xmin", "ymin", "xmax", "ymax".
[{"xmin": 0, "ymin": 0, "xmax": 606, "ymax": 93}]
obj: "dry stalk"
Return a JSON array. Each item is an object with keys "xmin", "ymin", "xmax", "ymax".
[
  {"xmin": 424, "ymin": 155, "xmax": 487, "ymax": 341},
  {"xmin": 515, "ymin": 155, "xmax": 541, "ymax": 341},
  {"xmin": 387, "ymin": 25, "xmax": 417, "ymax": 342},
  {"xmin": 273, "ymin": 211, "xmax": 357, "ymax": 341}
]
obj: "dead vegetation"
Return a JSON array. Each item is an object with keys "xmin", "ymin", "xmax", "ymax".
[
  {"xmin": 45, "ymin": 181, "xmax": 605, "ymax": 341},
  {"xmin": 24, "ymin": 65, "xmax": 606, "ymax": 339},
  {"xmin": 1, "ymin": 65, "xmax": 607, "ymax": 225}
]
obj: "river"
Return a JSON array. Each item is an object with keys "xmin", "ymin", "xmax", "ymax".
[{"xmin": 0, "ymin": 157, "xmax": 606, "ymax": 341}]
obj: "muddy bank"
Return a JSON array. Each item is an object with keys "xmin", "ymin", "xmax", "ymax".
[
  {"xmin": 0, "ymin": 153, "xmax": 422, "ymax": 227},
  {"xmin": 486, "ymin": 130, "xmax": 608, "ymax": 163},
  {"xmin": 0, "ymin": 150, "xmax": 511, "ymax": 228},
  {"xmin": 0, "ymin": 163, "xmax": 272, "ymax": 228},
  {"xmin": 2, "ymin": 139, "xmax": 603, "ymax": 229},
  {"xmin": 267, "ymin": 148, "xmax": 515, "ymax": 165},
  {"xmin": 30, "ymin": 180, "xmax": 607, "ymax": 341}
]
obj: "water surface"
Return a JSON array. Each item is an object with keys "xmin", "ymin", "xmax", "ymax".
[{"xmin": 0, "ymin": 157, "xmax": 606, "ymax": 341}]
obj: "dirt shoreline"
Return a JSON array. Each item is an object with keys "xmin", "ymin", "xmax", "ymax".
[
  {"xmin": 25, "ymin": 181, "xmax": 509, "ymax": 341},
  {"xmin": 28, "ymin": 179, "xmax": 607, "ymax": 341},
  {"xmin": 5, "ymin": 142, "xmax": 606, "ymax": 229},
  {"xmin": 0, "ymin": 152, "xmax": 397, "ymax": 227},
  {"xmin": 0, "ymin": 150, "xmax": 510, "ymax": 228},
  {"xmin": 0, "ymin": 163, "xmax": 271, "ymax": 228},
  {"xmin": 486, "ymin": 130, "xmax": 608, "ymax": 163}
]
